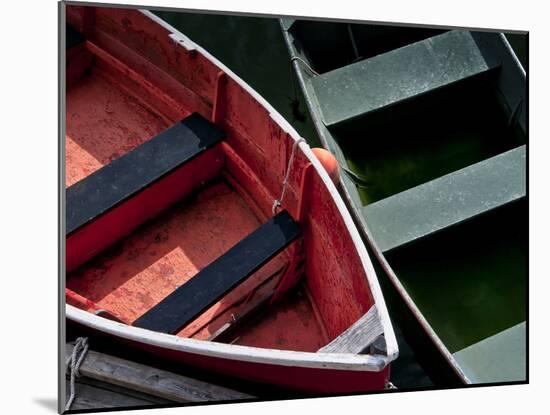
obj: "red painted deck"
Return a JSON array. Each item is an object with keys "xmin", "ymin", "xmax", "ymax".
[
  {"xmin": 227, "ymin": 287, "xmax": 328, "ymax": 352},
  {"xmin": 65, "ymin": 51, "xmax": 328, "ymax": 351},
  {"xmin": 67, "ymin": 177, "xmax": 326, "ymax": 351},
  {"xmin": 66, "ymin": 67, "xmax": 170, "ymax": 187}
]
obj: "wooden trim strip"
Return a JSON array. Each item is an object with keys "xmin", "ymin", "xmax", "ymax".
[{"xmin": 318, "ymin": 305, "xmax": 383, "ymax": 354}]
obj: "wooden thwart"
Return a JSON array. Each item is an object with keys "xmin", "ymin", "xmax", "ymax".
[
  {"xmin": 311, "ymin": 31, "xmax": 494, "ymax": 127},
  {"xmin": 134, "ymin": 210, "xmax": 302, "ymax": 334},
  {"xmin": 363, "ymin": 145, "xmax": 526, "ymax": 253},
  {"xmin": 318, "ymin": 305, "xmax": 383, "ymax": 354},
  {"xmin": 65, "ymin": 343, "xmax": 254, "ymax": 403}
]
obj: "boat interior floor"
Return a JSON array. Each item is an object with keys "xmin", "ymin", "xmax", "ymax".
[
  {"xmin": 67, "ymin": 180, "xmax": 328, "ymax": 352},
  {"xmin": 66, "ymin": 63, "xmax": 173, "ymax": 187},
  {"xmin": 66, "ymin": 41, "xmax": 329, "ymax": 353}
]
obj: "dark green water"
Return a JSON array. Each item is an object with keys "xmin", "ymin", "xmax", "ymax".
[
  {"xmin": 506, "ymin": 33, "xmax": 528, "ymax": 69},
  {"xmin": 327, "ymin": 29, "xmax": 528, "ymax": 355},
  {"xmin": 388, "ymin": 201, "xmax": 527, "ymax": 353},
  {"xmin": 338, "ymin": 86, "xmax": 525, "ymax": 205}
]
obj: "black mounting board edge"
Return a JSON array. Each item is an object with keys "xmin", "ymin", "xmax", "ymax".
[
  {"xmin": 66, "ymin": 24, "xmax": 85, "ymax": 49},
  {"xmin": 66, "ymin": 113, "xmax": 225, "ymax": 235},
  {"xmin": 133, "ymin": 210, "xmax": 302, "ymax": 334}
]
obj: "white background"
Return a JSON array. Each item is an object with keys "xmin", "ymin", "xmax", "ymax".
[{"xmin": 0, "ymin": 0, "xmax": 546, "ymax": 413}]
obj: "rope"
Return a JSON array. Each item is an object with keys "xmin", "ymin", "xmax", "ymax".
[
  {"xmin": 288, "ymin": 53, "xmax": 299, "ymax": 100},
  {"xmin": 347, "ymin": 24, "xmax": 361, "ymax": 62},
  {"xmin": 272, "ymin": 137, "xmax": 306, "ymax": 214},
  {"xmin": 65, "ymin": 337, "xmax": 89, "ymax": 411},
  {"xmin": 290, "ymin": 56, "xmax": 320, "ymax": 77}
]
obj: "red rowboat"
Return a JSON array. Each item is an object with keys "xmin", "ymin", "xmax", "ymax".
[{"xmin": 64, "ymin": 4, "xmax": 398, "ymax": 393}]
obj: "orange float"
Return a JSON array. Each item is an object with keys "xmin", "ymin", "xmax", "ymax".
[{"xmin": 311, "ymin": 147, "xmax": 340, "ymax": 184}]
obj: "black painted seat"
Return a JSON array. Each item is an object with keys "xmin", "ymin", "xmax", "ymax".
[
  {"xmin": 133, "ymin": 210, "xmax": 301, "ymax": 334},
  {"xmin": 66, "ymin": 113, "xmax": 225, "ymax": 235}
]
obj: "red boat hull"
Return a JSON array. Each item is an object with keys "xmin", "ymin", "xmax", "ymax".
[{"xmin": 71, "ymin": 320, "xmax": 390, "ymax": 393}]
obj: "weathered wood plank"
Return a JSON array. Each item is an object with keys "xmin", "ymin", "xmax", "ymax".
[
  {"xmin": 66, "ymin": 344, "xmax": 255, "ymax": 403},
  {"xmin": 75, "ymin": 376, "xmax": 173, "ymax": 404},
  {"xmin": 66, "ymin": 379, "xmax": 159, "ymax": 411},
  {"xmin": 318, "ymin": 305, "xmax": 383, "ymax": 354}
]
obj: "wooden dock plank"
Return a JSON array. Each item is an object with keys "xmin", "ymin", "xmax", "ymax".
[
  {"xmin": 66, "ymin": 378, "xmax": 167, "ymax": 411},
  {"xmin": 66, "ymin": 343, "xmax": 255, "ymax": 404}
]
